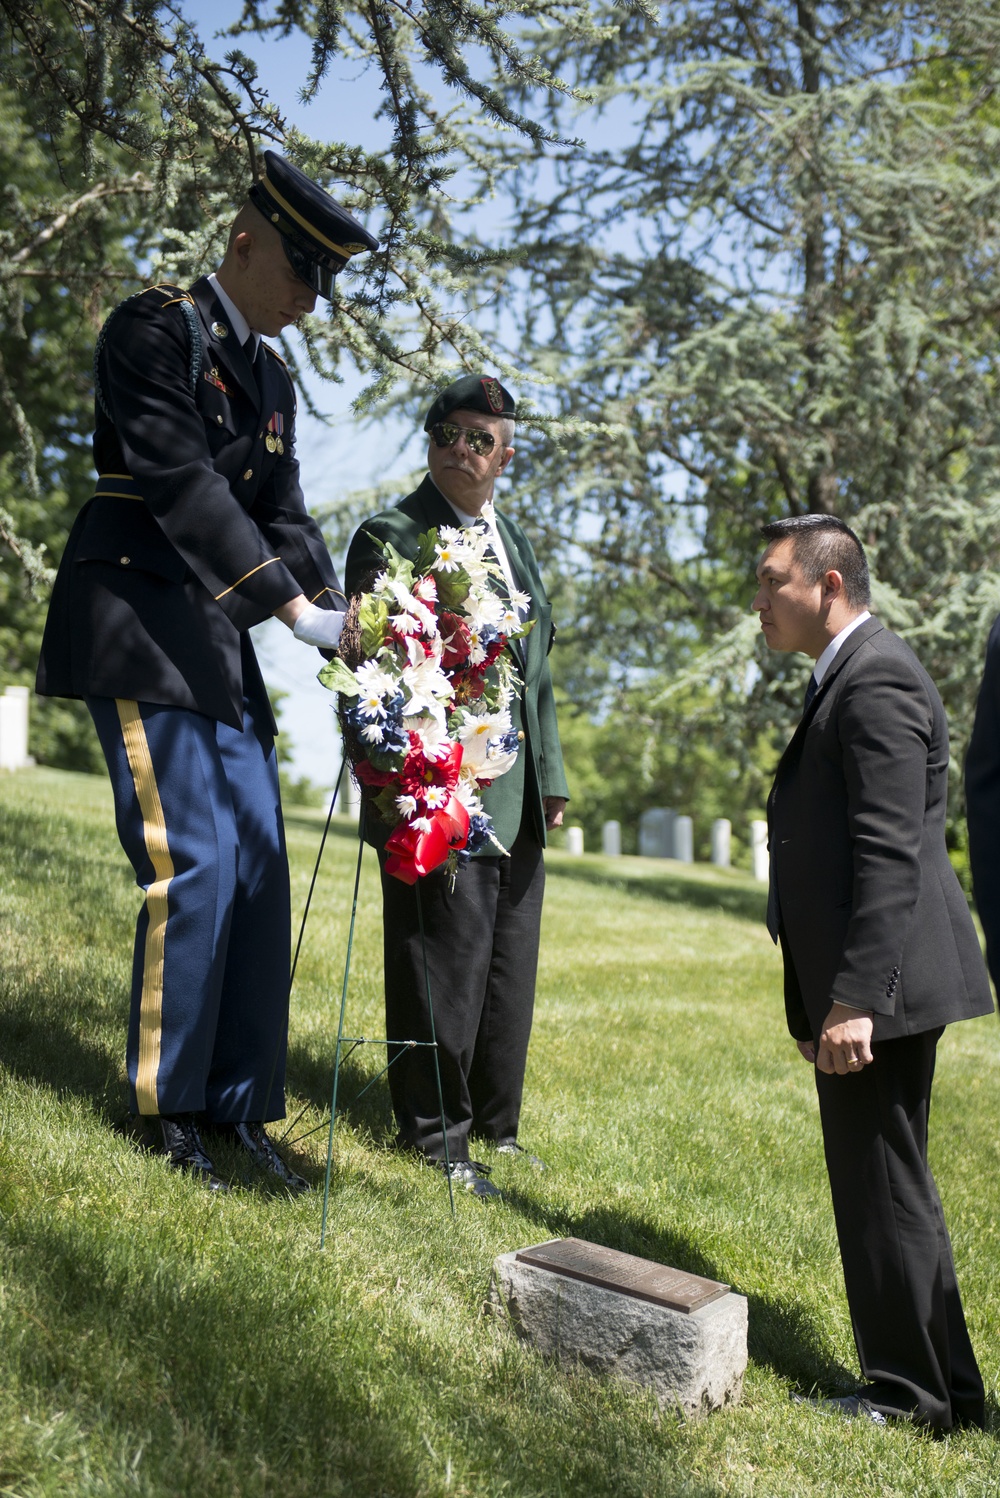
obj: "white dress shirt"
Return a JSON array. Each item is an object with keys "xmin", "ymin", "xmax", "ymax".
[
  {"xmin": 813, "ymin": 610, "xmax": 872, "ymax": 688},
  {"xmin": 207, "ymin": 272, "xmax": 258, "ymax": 355}
]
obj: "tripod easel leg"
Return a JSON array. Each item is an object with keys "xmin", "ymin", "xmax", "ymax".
[
  {"xmin": 415, "ymin": 880, "xmax": 455, "ymax": 1217},
  {"xmin": 320, "ymin": 803, "xmax": 367, "ymax": 1249}
]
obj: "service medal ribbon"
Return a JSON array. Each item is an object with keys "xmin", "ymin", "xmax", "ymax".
[{"xmin": 204, "ymin": 368, "xmax": 234, "ymax": 395}]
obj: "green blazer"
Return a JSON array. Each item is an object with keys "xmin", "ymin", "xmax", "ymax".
[{"xmin": 344, "ymin": 475, "xmax": 569, "ymax": 852}]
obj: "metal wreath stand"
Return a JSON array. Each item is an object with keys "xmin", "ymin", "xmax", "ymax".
[{"xmin": 270, "ymin": 596, "xmax": 458, "ymax": 1240}]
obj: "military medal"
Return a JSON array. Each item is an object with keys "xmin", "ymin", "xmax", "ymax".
[
  {"xmin": 266, "ymin": 411, "xmax": 285, "ymax": 455},
  {"xmin": 211, "ymin": 321, "xmax": 229, "ymax": 338}
]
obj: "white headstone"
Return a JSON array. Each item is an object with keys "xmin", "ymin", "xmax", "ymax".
[
  {"xmin": 638, "ymin": 807, "xmax": 674, "ymax": 859},
  {"xmin": 672, "ymin": 815, "xmax": 693, "ymax": 863},
  {"xmin": 711, "ymin": 819, "xmax": 731, "ymax": 868},
  {"xmin": 750, "ymin": 820, "xmax": 769, "ymax": 883},
  {"xmin": 566, "ymin": 825, "xmax": 584, "ymax": 856},
  {"xmin": 0, "ymin": 686, "xmax": 30, "ymax": 771},
  {"xmin": 490, "ymin": 1242, "xmax": 748, "ymax": 1419},
  {"xmin": 601, "ymin": 820, "xmax": 621, "ymax": 857},
  {"xmin": 343, "ymin": 763, "xmax": 362, "ymax": 821}
]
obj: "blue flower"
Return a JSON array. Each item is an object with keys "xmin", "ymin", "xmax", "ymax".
[{"xmin": 465, "ymin": 814, "xmax": 492, "ymax": 854}]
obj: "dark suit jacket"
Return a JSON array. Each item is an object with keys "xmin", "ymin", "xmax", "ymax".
[
  {"xmin": 965, "ymin": 612, "xmax": 1000, "ymax": 989},
  {"xmin": 36, "ymin": 278, "xmax": 343, "ymax": 730},
  {"xmin": 768, "ymin": 616, "xmax": 993, "ymax": 1043},
  {"xmin": 344, "ymin": 475, "xmax": 569, "ymax": 852}
]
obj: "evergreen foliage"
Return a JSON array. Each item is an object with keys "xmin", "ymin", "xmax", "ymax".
[
  {"xmin": 0, "ymin": 0, "xmax": 606, "ymax": 766},
  {"xmin": 466, "ymin": 2, "xmax": 1000, "ymax": 831}
]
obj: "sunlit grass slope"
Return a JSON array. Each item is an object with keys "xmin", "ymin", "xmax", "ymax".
[{"xmin": 1, "ymin": 768, "xmax": 998, "ymax": 1497}]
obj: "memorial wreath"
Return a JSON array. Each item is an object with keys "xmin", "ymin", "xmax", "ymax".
[{"xmin": 319, "ymin": 522, "xmax": 533, "ymax": 884}]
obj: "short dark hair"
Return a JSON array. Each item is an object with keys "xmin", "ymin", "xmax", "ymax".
[{"xmin": 759, "ymin": 514, "xmax": 871, "ymax": 609}]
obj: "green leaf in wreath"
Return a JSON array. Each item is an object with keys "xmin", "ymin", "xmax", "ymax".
[
  {"xmin": 318, "ymin": 656, "xmax": 361, "ymax": 696},
  {"xmin": 435, "ymin": 566, "xmax": 472, "ymax": 610},
  {"xmin": 380, "ymin": 541, "xmax": 415, "ymax": 593},
  {"xmin": 359, "ymin": 595, "xmax": 391, "ymax": 658},
  {"xmin": 413, "ymin": 529, "xmax": 439, "ymax": 575}
]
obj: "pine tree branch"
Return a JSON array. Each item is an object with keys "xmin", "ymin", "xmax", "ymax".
[{"xmin": 8, "ymin": 175, "xmax": 153, "ymax": 266}]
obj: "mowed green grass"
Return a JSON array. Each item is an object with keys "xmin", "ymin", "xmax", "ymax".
[{"xmin": 1, "ymin": 767, "xmax": 998, "ymax": 1498}]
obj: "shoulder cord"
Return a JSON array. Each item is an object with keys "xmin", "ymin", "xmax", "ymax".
[{"xmin": 93, "ymin": 289, "xmax": 202, "ymax": 420}]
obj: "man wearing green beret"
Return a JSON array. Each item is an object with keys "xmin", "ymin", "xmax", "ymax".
[{"xmin": 345, "ymin": 375, "xmax": 569, "ymax": 1198}]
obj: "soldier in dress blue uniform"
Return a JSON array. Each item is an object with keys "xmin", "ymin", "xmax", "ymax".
[{"xmin": 36, "ymin": 153, "xmax": 379, "ymax": 1191}]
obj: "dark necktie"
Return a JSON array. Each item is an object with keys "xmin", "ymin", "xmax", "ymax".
[
  {"xmin": 804, "ymin": 673, "xmax": 818, "ymax": 711},
  {"xmin": 242, "ymin": 333, "xmax": 262, "ymax": 398}
]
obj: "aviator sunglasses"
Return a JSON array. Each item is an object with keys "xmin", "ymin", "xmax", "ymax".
[{"xmin": 430, "ymin": 421, "xmax": 498, "ymax": 458}]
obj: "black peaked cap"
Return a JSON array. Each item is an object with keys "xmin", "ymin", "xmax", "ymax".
[{"xmin": 248, "ymin": 151, "xmax": 379, "ymax": 300}]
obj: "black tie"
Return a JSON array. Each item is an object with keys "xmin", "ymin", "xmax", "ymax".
[
  {"xmin": 242, "ymin": 333, "xmax": 262, "ymax": 397},
  {"xmin": 804, "ymin": 673, "xmax": 818, "ymax": 711}
]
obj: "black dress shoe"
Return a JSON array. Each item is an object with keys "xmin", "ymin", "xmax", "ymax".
[
  {"xmin": 791, "ymin": 1392, "xmax": 888, "ymax": 1426},
  {"xmin": 495, "ymin": 1138, "xmax": 546, "ymax": 1169},
  {"xmin": 435, "ymin": 1158, "xmax": 502, "ymax": 1199},
  {"xmin": 148, "ymin": 1114, "xmax": 229, "ymax": 1192},
  {"xmin": 230, "ymin": 1122, "xmax": 309, "ymax": 1193}
]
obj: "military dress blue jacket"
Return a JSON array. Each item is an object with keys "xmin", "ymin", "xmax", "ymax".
[{"xmin": 37, "ymin": 277, "xmax": 343, "ymax": 730}]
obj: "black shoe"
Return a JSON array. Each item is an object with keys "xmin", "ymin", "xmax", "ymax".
[
  {"xmin": 436, "ymin": 1158, "xmax": 502, "ymax": 1200},
  {"xmin": 791, "ymin": 1392, "xmax": 888, "ymax": 1426},
  {"xmin": 231, "ymin": 1122, "xmax": 310, "ymax": 1194},
  {"xmin": 495, "ymin": 1137, "xmax": 546, "ymax": 1169},
  {"xmin": 148, "ymin": 1114, "xmax": 229, "ymax": 1192}
]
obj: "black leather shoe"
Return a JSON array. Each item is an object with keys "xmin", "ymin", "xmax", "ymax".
[
  {"xmin": 791, "ymin": 1392, "xmax": 888, "ymax": 1426},
  {"xmin": 231, "ymin": 1122, "xmax": 310, "ymax": 1193},
  {"xmin": 495, "ymin": 1138, "xmax": 546, "ymax": 1169},
  {"xmin": 149, "ymin": 1114, "xmax": 229, "ymax": 1192},
  {"xmin": 436, "ymin": 1158, "xmax": 502, "ymax": 1199}
]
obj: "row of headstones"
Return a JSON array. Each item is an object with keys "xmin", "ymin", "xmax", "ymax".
[
  {"xmin": 0, "ymin": 686, "xmax": 31, "ymax": 771},
  {"xmin": 563, "ymin": 808, "xmax": 770, "ymax": 882}
]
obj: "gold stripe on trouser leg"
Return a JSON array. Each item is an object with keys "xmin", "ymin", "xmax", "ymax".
[{"xmin": 115, "ymin": 699, "xmax": 175, "ymax": 1116}]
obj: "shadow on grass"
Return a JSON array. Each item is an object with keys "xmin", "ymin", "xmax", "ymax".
[
  {"xmin": 494, "ymin": 1187, "xmax": 855, "ymax": 1398},
  {"xmin": 285, "ymin": 1043, "xmax": 396, "ymax": 1146},
  {"xmin": 548, "ymin": 861, "xmax": 769, "ymax": 924},
  {"xmin": 0, "ymin": 988, "xmax": 129, "ymax": 1123},
  {"xmin": 0, "ymin": 1210, "xmax": 486, "ymax": 1498}
]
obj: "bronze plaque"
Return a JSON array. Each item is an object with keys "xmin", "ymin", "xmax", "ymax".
[{"xmin": 515, "ymin": 1238, "xmax": 729, "ymax": 1313}]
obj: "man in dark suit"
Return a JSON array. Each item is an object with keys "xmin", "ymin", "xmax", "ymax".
[
  {"xmin": 36, "ymin": 153, "xmax": 379, "ymax": 1191},
  {"xmin": 965, "ymin": 616, "xmax": 1000, "ymax": 990},
  {"xmin": 345, "ymin": 375, "xmax": 569, "ymax": 1198},
  {"xmin": 755, "ymin": 513, "xmax": 991, "ymax": 1432}
]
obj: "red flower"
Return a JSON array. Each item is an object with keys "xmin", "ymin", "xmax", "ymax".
[
  {"xmin": 452, "ymin": 671, "xmax": 487, "ymax": 704},
  {"xmin": 399, "ymin": 736, "xmax": 463, "ymax": 806},
  {"xmin": 439, "ymin": 612, "xmax": 472, "ymax": 672},
  {"xmin": 354, "ymin": 760, "xmax": 398, "ymax": 788}
]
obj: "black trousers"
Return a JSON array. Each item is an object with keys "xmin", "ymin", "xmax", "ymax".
[
  {"xmin": 815, "ymin": 1028, "xmax": 984, "ymax": 1431},
  {"xmin": 379, "ymin": 815, "xmax": 545, "ymax": 1160}
]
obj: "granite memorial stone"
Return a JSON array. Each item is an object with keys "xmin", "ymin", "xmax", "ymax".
[{"xmin": 490, "ymin": 1237, "xmax": 748, "ymax": 1418}]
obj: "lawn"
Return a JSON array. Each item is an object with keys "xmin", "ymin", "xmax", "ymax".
[{"xmin": 1, "ymin": 767, "xmax": 998, "ymax": 1497}]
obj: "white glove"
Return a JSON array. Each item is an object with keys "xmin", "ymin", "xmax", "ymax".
[{"xmin": 292, "ymin": 603, "xmax": 346, "ymax": 649}]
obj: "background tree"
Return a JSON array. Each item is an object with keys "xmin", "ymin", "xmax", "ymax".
[
  {"xmin": 394, "ymin": 1, "xmax": 1000, "ymax": 857},
  {"xmin": 0, "ymin": 0, "xmax": 606, "ymax": 764}
]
